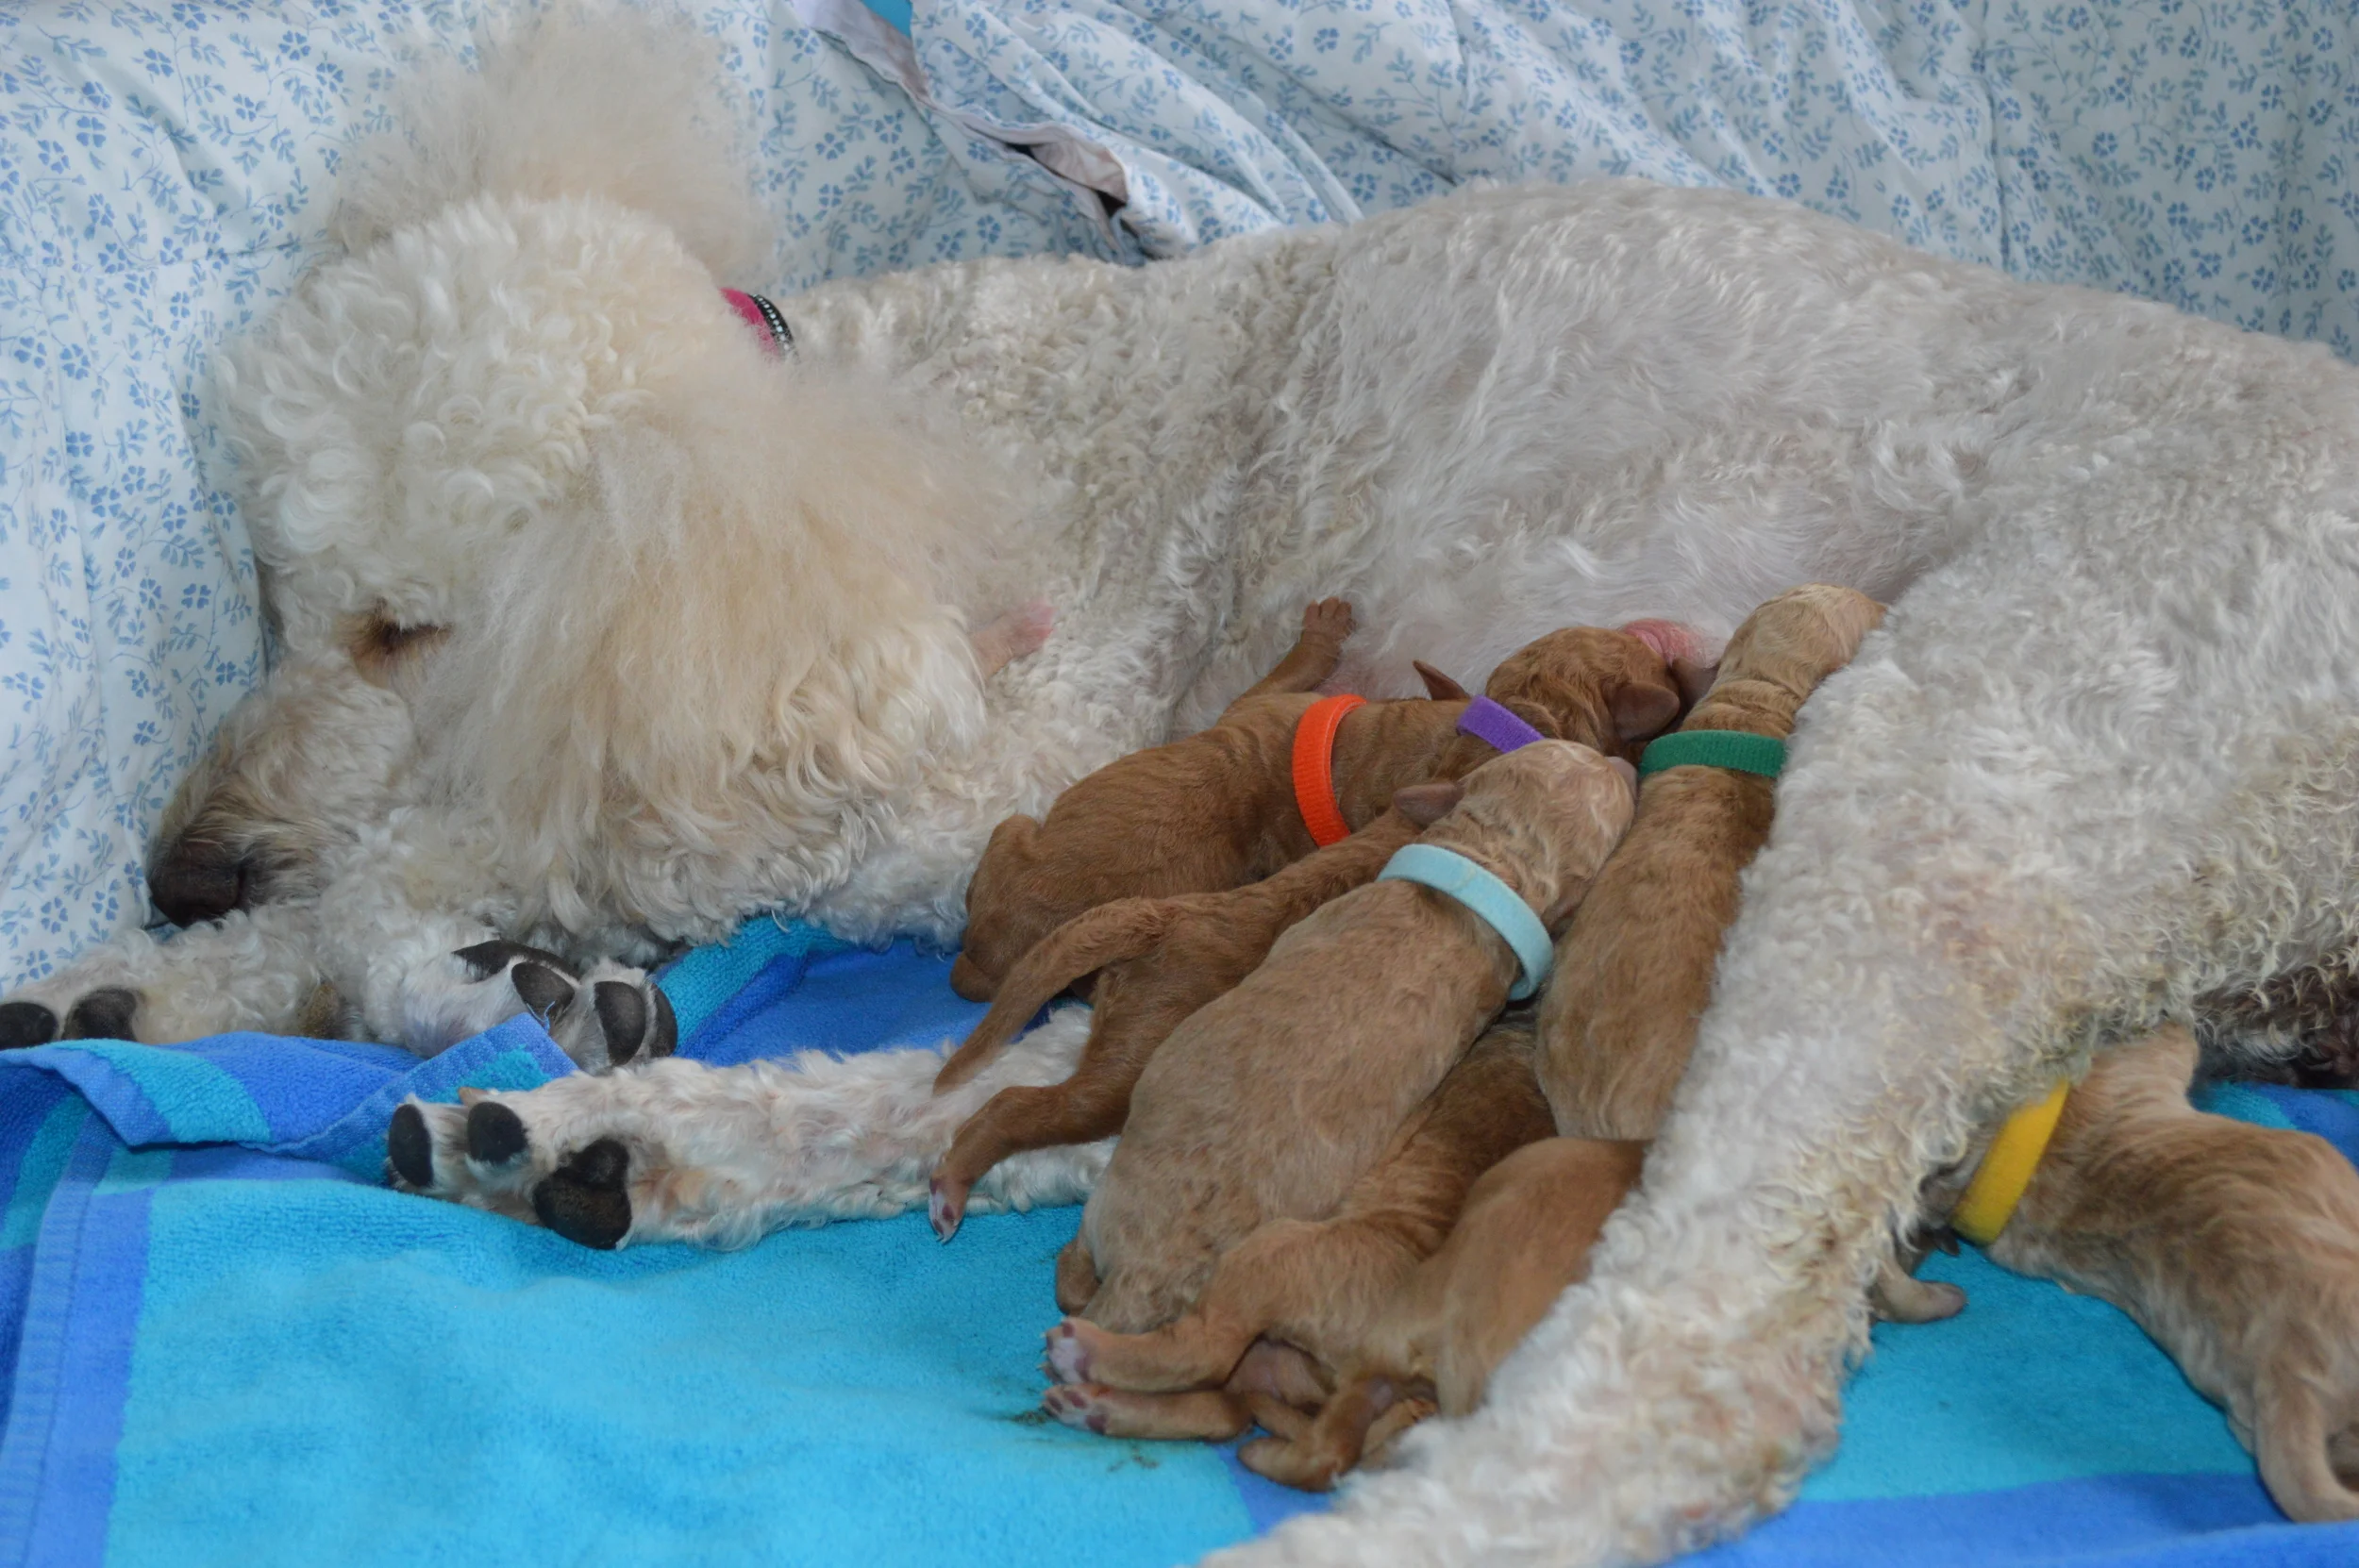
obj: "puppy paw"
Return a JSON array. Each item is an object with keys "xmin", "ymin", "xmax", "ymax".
[
  {"xmin": 449, "ymin": 942, "xmax": 676, "ymax": 1072},
  {"xmin": 1870, "ymin": 1259, "xmax": 1966, "ymax": 1325},
  {"xmin": 928, "ymin": 1176, "xmax": 967, "ymax": 1242},
  {"xmin": 1041, "ymin": 1383, "xmax": 1113, "ymax": 1436},
  {"xmin": 1043, "ymin": 1318, "xmax": 1096, "ymax": 1384},
  {"xmin": 1299, "ymin": 596, "xmax": 1355, "ymax": 645}
]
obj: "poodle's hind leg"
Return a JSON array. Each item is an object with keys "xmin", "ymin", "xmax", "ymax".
[
  {"xmin": 387, "ymin": 1009, "xmax": 1109, "ymax": 1247},
  {"xmin": 0, "ymin": 904, "xmax": 336, "ymax": 1046}
]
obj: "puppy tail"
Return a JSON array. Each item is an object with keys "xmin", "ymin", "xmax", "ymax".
[
  {"xmin": 2253, "ymin": 1367, "xmax": 2359, "ymax": 1522},
  {"xmin": 933, "ymin": 899, "xmax": 1174, "ymax": 1092},
  {"xmin": 333, "ymin": 0, "xmax": 769, "ymax": 280}
]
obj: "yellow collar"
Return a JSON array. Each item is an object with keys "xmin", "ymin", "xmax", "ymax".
[{"xmin": 1950, "ymin": 1081, "xmax": 2071, "ymax": 1245}]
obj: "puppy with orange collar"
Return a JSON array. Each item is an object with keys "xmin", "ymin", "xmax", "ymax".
[
  {"xmin": 950, "ymin": 605, "xmax": 1697, "ymax": 1002},
  {"xmin": 926, "ymin": 625, "xmax": 1690, "ymax": 1238}
]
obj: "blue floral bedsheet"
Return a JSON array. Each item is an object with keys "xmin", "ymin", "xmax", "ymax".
[{"xmin": 2, "ymin": 0, "xmax": 2353, "ymax": 983}]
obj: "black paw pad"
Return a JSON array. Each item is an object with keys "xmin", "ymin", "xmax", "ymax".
[
  {"xmin": 510, "ymin": 961, "xmax": 576, "ymax": 1022},
  {"xmin": 63, "ymin": 988, "xmax": 139, "ymax": 1042},
  {"xmin": 593, "ymin": 980, "xmax": 648, "ymax": 1066},
  {"xmin": 454, "ymin": 940, "xmax": 573, "ymax": 983},
  {"xmin": 465, "ymin": 1100, "xmax": 530, "ymax": 1168},
  {"xmin": 0, "ymin": 1000, "xmax": 59, "ymax": 1050},
  {"xmin": 531, "ymin": 1138, "xmax": 632, "ymax": 1249},
  {"xmin": 387, "ymin": 1104, "xmax": 436, "ymax": 1188}
]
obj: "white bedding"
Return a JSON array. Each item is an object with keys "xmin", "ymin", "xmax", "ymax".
[{"xmin": 3, "ymin": 0, "xmax": 2351, "ymax": 985}]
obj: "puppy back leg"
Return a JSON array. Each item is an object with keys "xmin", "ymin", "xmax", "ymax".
[
  {"xmin": 1043, "ymin": 1383, "xmax": 1257, "ymax": 1443},
  {"xmin": 931, "ymin": 982, "xmax": 1186, "ymax": 1236}
]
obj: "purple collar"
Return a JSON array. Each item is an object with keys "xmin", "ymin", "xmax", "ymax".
[{"xmin": 1457, "ymin": 696, "xmax": 1546, "ymax": 754}]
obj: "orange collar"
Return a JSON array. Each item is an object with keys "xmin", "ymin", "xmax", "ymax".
[{"xmin": 1291, "ymin": 693, "xmax": 1366, "ymax": 846}]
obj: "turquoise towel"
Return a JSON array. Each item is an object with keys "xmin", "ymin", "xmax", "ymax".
[{"xmin": 5, "ymin": 915, "xmax": 2359, "ymax": 1566}]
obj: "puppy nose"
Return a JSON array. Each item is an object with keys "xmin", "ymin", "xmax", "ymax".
[{"xmin": 146, "ymin": 839, "xmax": 250, "ymax": 926}]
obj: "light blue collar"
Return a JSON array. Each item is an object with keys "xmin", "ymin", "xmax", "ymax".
[{"xmin": 1377, "ymin": 842, "xmax": 1553, "ymax": 1001}]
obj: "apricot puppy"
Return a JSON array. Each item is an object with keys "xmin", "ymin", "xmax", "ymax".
[
  {"xmin": 1990, "ymin": 1025, "xmax": 2359, "ymax": 1524},
  {"xmin": 954, "ymin": 610, "xmax": 1687, "ymax": 1002},
  {"xmin": 1538, "ymin": 582, "xmax": 1887, "ymax": 1138},
  {"xmin": 925, "ymin": 625, "xmax": 1686, "ymax": 1237},
  {"xmin": 1040, "ymin": 1020, "xmax": 1557, "ymax": 1436},
  {"xmin": 1068, "ymin": 740, "xmax": 1635, "ymax": 1333}
]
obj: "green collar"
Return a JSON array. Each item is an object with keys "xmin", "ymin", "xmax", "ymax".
[{"xmin": 1636, "ymin": 728, "xmax": 1787, "ymax": 780}]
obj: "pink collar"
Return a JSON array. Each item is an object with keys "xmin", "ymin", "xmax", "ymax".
[{"xmin": 721, "ymin": 288, "xmax": 795, "ymax": 358}]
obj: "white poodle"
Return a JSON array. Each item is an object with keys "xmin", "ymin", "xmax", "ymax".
[{"xmin": 7, "ymin": 8, "xmax": 2359, "ymax": 1562}]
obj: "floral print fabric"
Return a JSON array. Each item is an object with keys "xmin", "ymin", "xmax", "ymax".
[{"xmin": 2, "ymin": 0, "xmax": 2351, "ymax": 983}]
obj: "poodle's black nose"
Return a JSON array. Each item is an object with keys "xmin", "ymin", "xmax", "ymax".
[{"xmin": 146, "ymin": 838, "xmax": 252, "ymax": 926}]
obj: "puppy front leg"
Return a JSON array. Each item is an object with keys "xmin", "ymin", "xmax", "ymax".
[
  {"xmin": 1218, "ymin": 598, "xmax": 1357, "ymax": 711},
  {"xmin": 388, "ymin": 1010, "xmax": 1110, "ymax": 1246}
]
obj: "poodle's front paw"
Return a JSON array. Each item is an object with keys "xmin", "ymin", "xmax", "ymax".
[
  {"xmin": 385, "ymin": 1085, "xmax": 666, "ymax": 1248},
  {"xmin": 0, "ymin": 986, "xmax": 142, "ymax": 1047},
  {"xmin": 445, "ymin": 942, "xmax": 676, "ymax": 1071}
]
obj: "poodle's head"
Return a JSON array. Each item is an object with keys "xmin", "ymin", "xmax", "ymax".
[
  {"xmin": 146, "ymin": 623, "xmax": 426, "ymax": 924},
  {"xmin": 159, "ymin": 189, "xmax": 1022, "ymax": 932}
]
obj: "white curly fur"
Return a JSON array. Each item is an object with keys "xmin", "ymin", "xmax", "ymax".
[{"xmin": 14, "ymin": 10, "xmax": 2359, "ymax": 1564}]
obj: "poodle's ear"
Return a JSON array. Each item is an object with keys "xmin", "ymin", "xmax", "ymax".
[
  {"xmin": 1609, "ymin": 678, "xmax": 1681, "ymax": 743},
  {"xmin": 428, "ymin": 367, "xmax": 1004, "ymax": 926},
  {"xmin": 1414, "ymin": 661, "xmax": 1471, "ymax": 701},
  {"xmin": 1393, "ymin": 780, "xmax": 1465, "ymax": 828}
]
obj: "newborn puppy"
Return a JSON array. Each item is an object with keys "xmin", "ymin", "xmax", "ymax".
[
  {"xmin": 1538, "ymin": 582, "xmax": 1888, "ymax": 1139},
  {"xmin": 1039, "ymin": 1020, "xmax": 1557, "ymax": 1436},
  {"xmin": 952, "ymin": 608, "xmax": 1685, "ymax": 1001},
  {"xmin": 958, "ymin": 599, "xmax": 1409, "ymax": 1000},
  {"xmin": 1067, "ymin": 739, "xmax": 1635, "ymax": 1333},
  {"xmin": 926, "ymin": 626, "xmax": 1682, "ymax": 1238},
  {"xmin": 1536, "ymin": 585, "xmax": 1959, "ymax": 1321},
  {"xmin": 1235, "ymin": 1133, "xmax": 1648, "ymax": 1491},
  {"xmin": 1989, "ymin": 1024, "xmax": 2359, "ymax": 1524}
]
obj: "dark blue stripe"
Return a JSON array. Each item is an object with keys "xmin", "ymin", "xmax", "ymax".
[
  {"xmin": 1687, "ymin": 1472, "xmax": 2359, "ymax": 1565},
  {"xmin": 0, "ymin": 1119, "xmax": 149, "ymax": 1568}
]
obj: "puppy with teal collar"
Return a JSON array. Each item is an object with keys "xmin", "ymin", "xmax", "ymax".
[{"xmin": 1058, "ymin": 740, "xmax": 1636, "ymax": 1335}]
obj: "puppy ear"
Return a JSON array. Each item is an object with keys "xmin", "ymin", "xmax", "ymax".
[
  {"xmin": 1392, "ymin": 780, "xmax": 1466, "ymax": 828},
  {"xmin": 1608, "ymin": 679, "xmax": 1681, "ymax": 743},
  {"xmin": 1414, "ymin": 661, "xmax": 1472, "ymax": 701},
  {"xmin": 1671, "ymin": 657, "xmax": 1719, "ymax": 709}
]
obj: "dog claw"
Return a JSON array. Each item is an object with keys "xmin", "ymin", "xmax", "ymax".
[
  {"xmin": 530, "ymin": 1137, "xmax": 633, "ymax": 1249},
  {"xmin": 466, "ymin": 1101, "xmax": 531, "ymax": 1168},
  {"xmin": 928, "ymin": 1178, "xmax": 964, "ymax": 1242},
  {"xmin": 62, "ymin": 987, "xmax": 140, "ymax": 1041},
  {"xmin": 0, "ymin": 1000, "xmax": 59, "ymax": 1049},
  {"xmin": 387, "ymin": 1103, "xmax": 438, "ymax": 1188}
]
